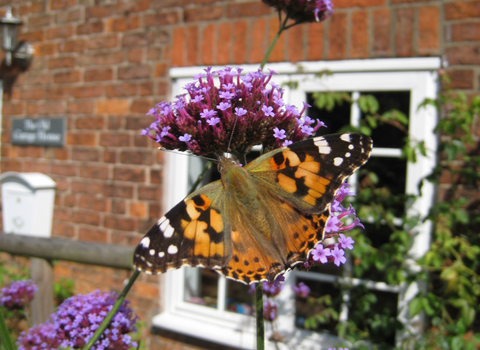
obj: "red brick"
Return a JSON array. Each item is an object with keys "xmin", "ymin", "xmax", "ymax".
[
  {"xmin": 79, "ymin": 227, "xmax": 109, "ymax": 243},
  {"xmin": 48, "ymin": 56, "xmax": 75, "ymax": 69},
  {"xmin": 77, "ymin": 21, "xmax": 104, "ymax": 35},
  {"xmin": 111, "ymin": 199, "xmax": 126, "ymax": 214},
  {"xmin": 78, "ymin": 194, "xmax": 108, "ymax": 211},
  {"xmin": 100, "ymin": 133, "xmax": 130, "ymax": 147},
  {"xmin": 19, "ymin": 1, "xmax": 45, "ymax": 15},
  {"xmin": 105, "ymin": 83, "xmax": 137, "ymax": 98},
  {"xmin": 232, "ymin": 20, "xmax": 248, "ymax": 64},
  {"xmin": 451, "ymin": 22, "xmax": 480, "ymax": 42},
  {"xmin": 201, "ymin": 23, "xmax": 215, "ymax": 65},
  {"xmin": 139, "ymin": 185, "xmax": 162, "ymax": 201},
  {"xmin": 72, "ymin": 180, "xmax": 103, "ymax": 195},
  {"xmin": 267, "ymin": 18, "xmax": 285, "ymax": 62},
  {"xmin": 154, "ymin": 62, "xmax": 168, "ymax": 78},
  {"xmin": 85, "ymin": 68, "xmax": 113, "ymax": 82},
  {"xmin": 79, "ymin": 165, "xmax": 109, "ymax": 180},
  {"xmin": 58, "ymin": 39, "xmax": 86, "ymax": 53},
  {"xmin": 104, "ymin": 150, "xmax": 117, "ymax": 163},
  {"xmin": 78, "ymin": 51, "xmax": 124, "ymax": 66},
  {"xmin": 72, "ymin": 148, "xmax": 101, "ymax": 162},
  {"xmin": 171, "ymin": 27, "xmax": 185, "ymax": 67},
  {"xmin": 226, "ymin": 2, "xmax": 271, "ymax": 18},
  {"xmin": 19, "ymin": 88, "xmax": 44, "ymax": 100},
  {"xmin": 186, "ymin": 25, "xmax": 199, "ymax": 66},
  {"xmin": 123, "ymin": 33, "xmax": 149, "ymax": 47},
  {"xmin": 120, "ymin": 151, "xmax": 153, "ymax": 165},
  {"xmin": 29, "ymin": 14, "xmax": 51, "ymax": 27},
  {"xmin": 445, "ymin": 1, "xmax": 480, "ymax": 20},
  {"xmin": 72, "ymin": 85, "xmax": 103, "ymax": 98},
  {"xmin": 22, "ymin": 73, "xmax": 51, "ymax": 86},
  {"xmin": 150, "ymin": 169, "xmax": 162, "ymax": 184},
  {"xmin": 328, "ymin": 13, "xmax": 347, "ymax": 59},
  {"xmin": 67, "ymin": 101, "xmax": 95, "ymax": 114},
  {"xmin": 51, "ymin": 0, "xmax": 75, "ymax": 10},
  {"xmin": 149, "ymin": 203, "xmax": 161, "ymax": 219},
  {"xmin": 51, "ymin": 163, "xmax": 76, "ymax": 176},
  {"xmin": 131, "ymin": 99, "xmax": 152, "ymax": 114},
  {"xmin": 26, "ymin": 101, "xmax": 65, "ymax": 115},
  {"xmin": 56, "ymin": 9, "xmax": 81, "ymax": 24},
  {"xmin": 75, "ymin": 117, "xmax": 105, "ymax": 129},
  {"xmin": 217, "ymin": 22, "xmax": 233, "ymax": 64},
  {"xmin": 118, "ymin": 65, "xmax": 151, "ymax": 80},
  {"xmin": 34, "ymin": 43, "xmax": 56, "ymax": 56},
  {"xmin": 350, "ymin": 10, "xmax": 369, "ymax": 58},
  {"xmin": 185, "ymin": 6, "xmax": 223, "ymax": 22},
  {"xmin": 72, "ymin": 210, "xmax": 101, "ymax": 226},
  {"xmin": 307, "ymin": 22, "xmax": 324, "ymax": 61},
  {"xmin": 335, "ymin": 0, "xmax": 384, "ymax": 6},
  {"xmin": 372, "ymin": 8, "xmax": 391, "ymax": 56},
  {"xmin": 120, "ymin": 0, "xmax": 151, "ymax": 13},
  {"xmin": 1, "ymin": 159, "xmax": 22, "ymax": 172},
  {"xmin": 113, "ymin": 167, "xmax": 146, "ymax": 182},
  {"xmin": 104, "ymin": 215, "xmax": 136, "ymax": 231},
  {"xmin": 96, "ymin": 99, "xmax": 130, "ymax": 115},
  {"xmin": 144, "ymin": 11, "xmax": 181, "ymax": 26},
  {"xmin": 18, "ymin": 30, "xmax": 44, "ymax": 42},
  {"xmin": 249, "ymin": 18, "xmax": 266, "ymax": 63},
  {"xmin": 287, "ymin": 24, "xmax": 304, "ymax": 63},
  {"xmin": 418, "ymin": 6, "xmax": 439, "ymax": 53},
  {"xmin": 448, "ymin": 69, "xmax": 474, "ymax": 89},
  {"xmin": 107, "ymin": 16, "xmax": 140, "ymax": 32},
  {"xmin": 16, "ymin": 146, "xmax": 43, "ymax": 158},
  {"xmin": 86, "ymin": 34, "xmax": 119, "ymax": 50},
  {"xmin": 128, "ymin": 48, "xmax": 144, "ymax": 63},
  {"xmin": 85, "ymin": 5, "xmax": 116, "ymax": 19},
  {"xmin": 47, "ymin": 25, "xmax": 75, "ymax": 39},
  {"xmin": 54, "ymin": 70, "xmax": 81, "ymax": 84},
  {"xmin": 24, "ymin": 161, "xmax": 50, "ymax": 173},
  {"xmin": 66, "ymin": 133, "xmax": 97, "ymax": 146},
  {"xmin": 108, "ymin": 118, "xmax": 123, "ymax": 130},
  {"xmin": 394, "ymin": 7, "xmax": 414, "ymax": 57},
  {"xmin": 129, "ymin": 202, "xmax": 147, "ymax": 218},
  {"xmin": 45, "ymin": 86, "xmax": 71, "ymax": 100},
  {"xmin": 52, "ymin": 223, "xmax": 75, "ymax": 239}
]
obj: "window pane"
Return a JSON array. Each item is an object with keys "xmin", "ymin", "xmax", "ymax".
[
  {"xmin": 360, "ymin": 91, "xmax": 410, "ymax": 149},
  {"xmin": 184, "ymin": 268, "xmax": 218, "ymax": 308},
  {"xmin": 295, "ymin": 279, "xmax": 342, "ymax": 333},
  {"xmin": 307, "ymin": 92, "xmax": 352, "ymax": 135},
  {"xmin": 226, "ymin": 280, "xmax": 253, "ymax": 315}
]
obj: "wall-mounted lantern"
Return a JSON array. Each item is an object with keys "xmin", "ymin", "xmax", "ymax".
[{"xmin": 0, "ymin": 7, "xmax": 33, "ymax": 67}]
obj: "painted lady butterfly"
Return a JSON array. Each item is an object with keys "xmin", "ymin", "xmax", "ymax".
[{"xmin": 134, "ymin": 133, "xmax": 372, "ymax": 284}]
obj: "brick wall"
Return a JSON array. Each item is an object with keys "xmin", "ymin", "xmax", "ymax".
[{"xmin": 0, "ymin": 0, "xmax": 478, "ymax": 348}]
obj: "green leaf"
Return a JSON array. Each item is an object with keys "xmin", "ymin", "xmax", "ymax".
[{"xmin": 409, "ymin": 297, "xmax": 423, "ymax": 316}]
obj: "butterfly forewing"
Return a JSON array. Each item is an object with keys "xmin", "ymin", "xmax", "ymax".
[
  {"xmin": 246, "ymin": 133, "xmax": 372, "ymax": 215},
  {"xmin": 134, "ymin": 181, "xmax": 231, "ymax": 274}
]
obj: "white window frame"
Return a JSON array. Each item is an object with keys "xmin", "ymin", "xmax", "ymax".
[{"xmin": 152, "ymin": 58, "xmax": 441, "ymax": 349}]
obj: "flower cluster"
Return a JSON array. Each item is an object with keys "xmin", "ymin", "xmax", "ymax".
[
  {"xmin": 17, "ymin": 290, "xmax": 138, "ymax": 350},
  {"xmin": 0, "ymin": 280, "xmax": 37, "ymax": 309},
  {"xmin": 262, "ymin": 0, "xmax": 333, "ymax": 23},
  {"xmin": 306, "ymin": 182, "xmax": 363, "ymax": 268},
  {"xmin": 141, "ymin": 66, "xmax": 325, "ymax": 159},
  {"xmin": 263, "ymin": 299, "xmax": 278, "ymax": 322},
  {"xmin": 292, "ymin": 282, "xmax": 310, "ymax": 298}
]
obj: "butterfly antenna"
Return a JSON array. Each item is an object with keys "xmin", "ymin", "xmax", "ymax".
[
  {"xmin": 159, "ymin": 147, "xmax": 217, "ymax": 163},
  {"xmin": 226, "ymin": 115, "xmax": 239, "ymax": 154}
]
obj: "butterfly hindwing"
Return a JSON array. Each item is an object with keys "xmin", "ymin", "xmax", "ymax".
[
  {"xmin": 246, "ymin": 133, "xmax": 372, "ymax": 214},
  {"xmin": 133, "ymin": 181, "xmax": 231, "ymax": 274}
]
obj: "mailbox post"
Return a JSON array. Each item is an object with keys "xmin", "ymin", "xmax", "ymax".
[{"xmin": 0, "ymin": 172, "xmax": 56, "ymax": 324}]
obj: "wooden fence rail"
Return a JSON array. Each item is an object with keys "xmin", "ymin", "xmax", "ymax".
[{"xmin": 0, "ymin": 233, "xmax": 135, "ymax": 270}]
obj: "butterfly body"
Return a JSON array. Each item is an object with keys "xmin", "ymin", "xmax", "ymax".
[{"xmin": 134, "ymin": 133, "xmax": 372, "ymax": 284}]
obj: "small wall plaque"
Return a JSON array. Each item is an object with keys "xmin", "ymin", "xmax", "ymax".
[{"xmin": 11, "ymin": 118, "xmax": 65, "ymax": 147}]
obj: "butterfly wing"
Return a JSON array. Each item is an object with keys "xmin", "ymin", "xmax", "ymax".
[
  {"xmin": 133, "ymin": 181, "xmax": 231, "ymax": 274},
  {"xmin": 246, "ymin": 133, "xmax": 372, "ymax": 214}
]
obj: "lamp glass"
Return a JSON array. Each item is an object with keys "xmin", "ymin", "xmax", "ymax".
[{"xmin": 1, "ymin": 22, "xmax": 17, "ymax": 52}]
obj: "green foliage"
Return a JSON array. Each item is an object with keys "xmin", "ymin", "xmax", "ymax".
[
  {"xmin": 53, "ymin": 277, "xmax": 75, "ymax": 306},
  {"xmin": 305, "ymin": 74, "xmax": 480, "ymax": 349}
]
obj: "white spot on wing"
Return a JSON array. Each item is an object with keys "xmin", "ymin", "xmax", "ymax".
[
  {"xmin": 163, "ymin": 225, "xmax": 175, "ymax": 238},
  {"xmin": 348, "ymin": 144, "xmax": 354, "ymax": 150},
  {"xmin": 168, "ymin": 245, "xmax": 178, "ymax": 255},
  {"xmin": 140, "ymin": 237, "xmax": 150, "ymax": 248},
  {"xmin": 149, "ymin": 249, "xmax": 155, "ymax": 256},
  {"xmin": 340, "ymin": 134, "xmax": 351, "ymax": 142},
  {"xmin": 334, "ymin": 157, "xmax": 344, "ymax": 166},
  {"xmin": 157, "ymin": 216, "xmax": 166, "ymax": 226},
  {"xmin": 313, "ymin": 137, "xmax": 331, "ymax": 154},
  {"xmin": 158, "ymin": 251, "xmax": 165, "ymax": 258},
  {"xmin": 146, "ymin": 261, "xmax": 153, "ymax": 267},
  {"xmin": 345, "ymin": 152, "xmax": 351, "ymax": 157}
]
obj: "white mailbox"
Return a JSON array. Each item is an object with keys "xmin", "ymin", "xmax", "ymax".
[{"xmin": 1, "ymin": 172, "xmax": 56, "ymax": 237}]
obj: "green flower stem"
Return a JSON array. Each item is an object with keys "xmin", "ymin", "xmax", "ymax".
[
  {"xmin": 255, "ymin": 283, "xmax": 264, "ymax": 350},
  {"xmin": 82, "ymin": 269, "xmax": 140, "ymax": 350},
  {"xmin": 0, "ymin": 307, "xmax": 15, "ymax": 350},
  {"xmin": 260, "ymin": 28, "xmax": 283, "ymax": 70}
]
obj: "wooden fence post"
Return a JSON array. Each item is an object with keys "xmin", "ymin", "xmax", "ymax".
[{"xmin": 30, "ymin": 258, "xmax": 54, "ymax": 324}]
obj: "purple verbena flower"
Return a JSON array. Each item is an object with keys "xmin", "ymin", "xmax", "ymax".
[
  {"xmin": 263, "ymin": 299, "xmax": 278, "ymax": 322},
  {"xmin": 262, "ymin": 281, "xmax": 283, "ymax": 298},
  {"xmin": 262, "ymin": 0, "xmax": 333, "ymax": 24},
  {"xmin": 292, "ymin": 282, "xmax": 311, "ymax": 298},
  {"xmin": 331, "ymin": 245, "xmax": 347, "ymax": 266},
  {"xmin": 16, "ymin": 290, "xmax": 138, "ymax": 350},
  {"xmin": 0, "ymin": 280, "xmax": 37, "ymax": 309},
  {"xmin": 310, "ymin": 244, "xmax": 331, "ymax": 264}
]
